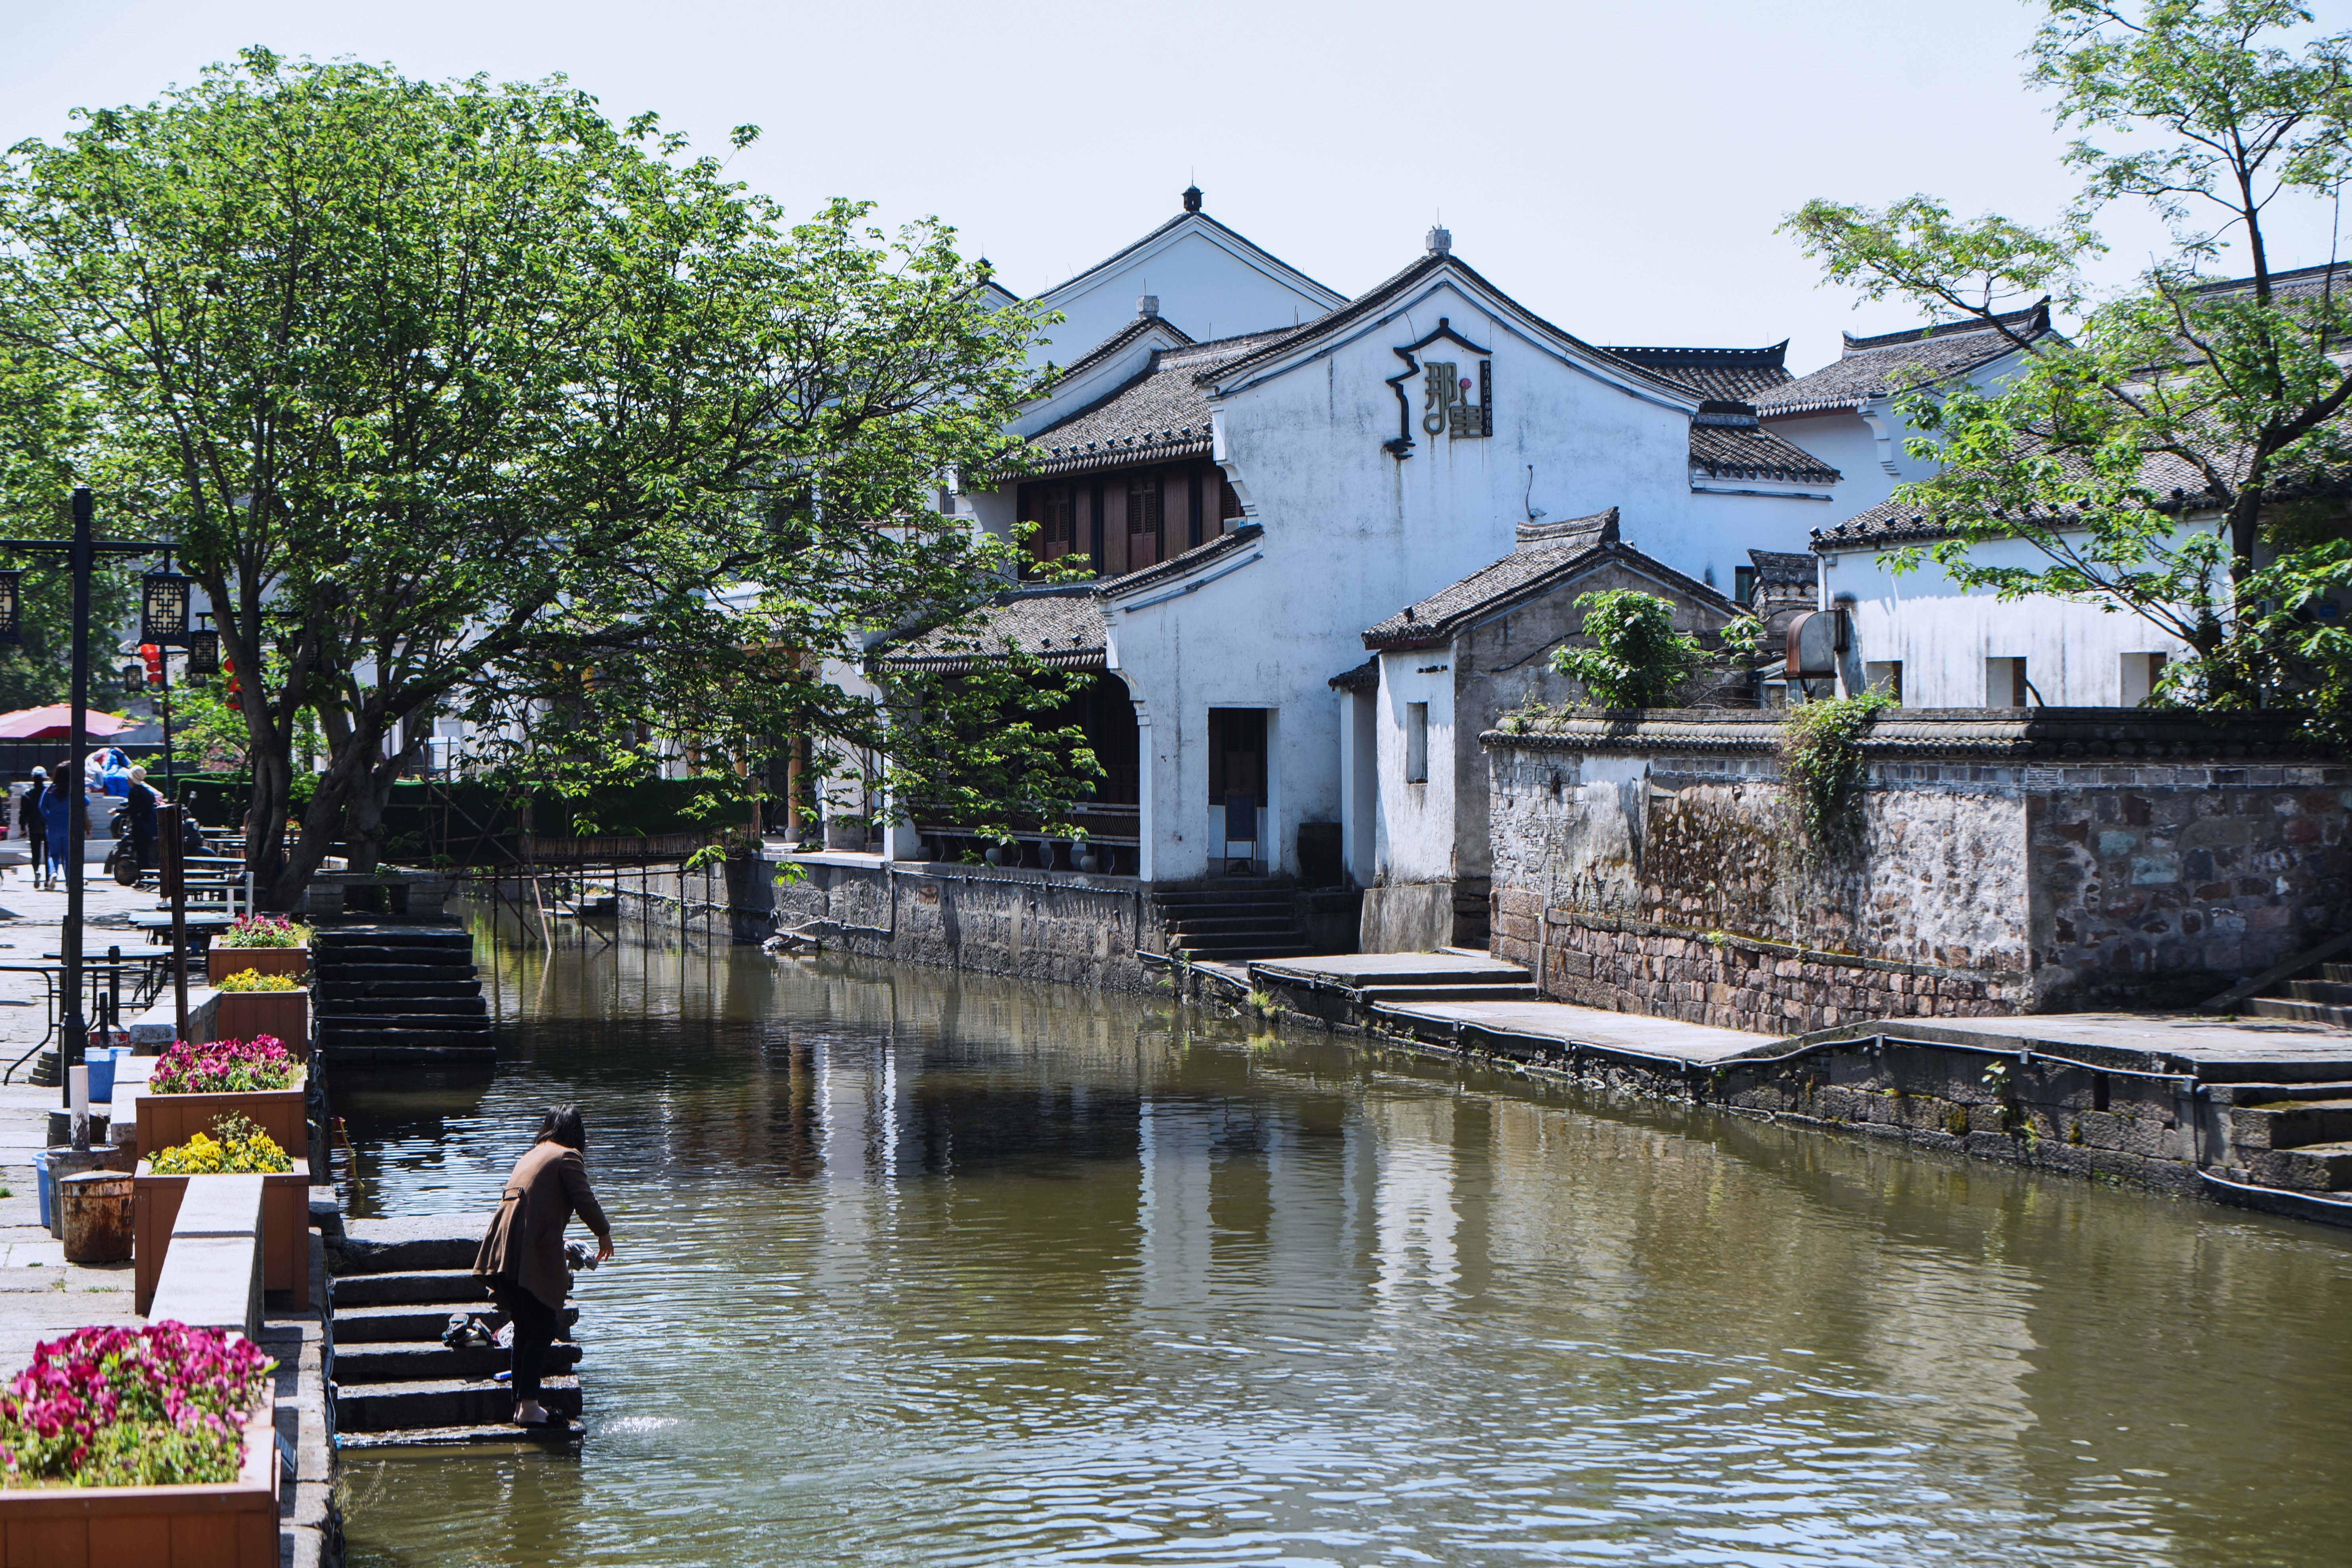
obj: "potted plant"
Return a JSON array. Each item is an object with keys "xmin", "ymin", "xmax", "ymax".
[
  {"xmin": 205, "ymin": 914, "xmax": 314, "ymax": 984},
  {"xmin": 0, "ymin": 1322, "xmax": 278, "ymax": 1564},
  {"xmin": 134, "ymin": 1115, "xmax": 310, "ymax": 1313},
  {"xmin": 132, "ymin": 1037, "xmax": 307, "ymax": 1168},
  {"xmin": 211, "ymin": 970, "xmax": 308, "ymax": 1047}
]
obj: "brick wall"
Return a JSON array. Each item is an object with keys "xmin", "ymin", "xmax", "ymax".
[{"xmin": 1485, "ymin": 710, "xmax": 2350, "ymax": 1031}]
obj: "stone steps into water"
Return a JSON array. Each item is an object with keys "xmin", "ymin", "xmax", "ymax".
[
  {"xmin": 334, "ymin": 1375, "xmax": 583, "ymax": 1433},
  {"xmin": 315, "ymin": 923, "xmax": 495, "ymax": 1060},
  {"xmin": 335, "ymin": 1340, "xmax": 582, "ymax": 1385},
  {"xmin": 329, "ymin": 1215, "xmax": 589, "ymax": 1446}
]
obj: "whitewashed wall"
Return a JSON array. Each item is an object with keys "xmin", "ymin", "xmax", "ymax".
[
  {"xmin": 1823, "ymin": 532, "xmax": 2203, "ymax": 706},
  {"xmin": 1027, "ymin": 224, "xmax": 1340, "ymax": 369}
]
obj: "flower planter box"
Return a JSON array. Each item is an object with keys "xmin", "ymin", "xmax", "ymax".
[
  {"xmin": 0, "ymin": 1392, "xmax": 277, "ymax": 1567},
  {"xmin": 210, "ymin": 990, "xmax": 307, "ymax": 1047},
  {"xmin": 130, "ymin": 1076, "xmax": 307, "ymax": 1174},
  {"xmin": 205, "ymin": 945, "xmax": 309, "ymax": 985},
  {"xmin": 133, "ymin": 1163, "xmax": 310, "ymax": 1313}
]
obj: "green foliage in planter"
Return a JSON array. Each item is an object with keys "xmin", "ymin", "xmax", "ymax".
[{"xmin": 1779, "ymin": 689, "xmax": 1898, "ymax": 865}]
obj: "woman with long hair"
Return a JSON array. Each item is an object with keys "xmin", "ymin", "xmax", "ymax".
[{"xmin": 472, "ymin": 1105, "xmax": 614, "ymax": 1429}]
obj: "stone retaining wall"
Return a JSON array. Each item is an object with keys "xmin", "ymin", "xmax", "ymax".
[{"xmin": 1485, "ymin": 709, "xmax": 2351, "ymax": 1030}]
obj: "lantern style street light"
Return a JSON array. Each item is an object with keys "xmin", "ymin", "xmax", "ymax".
[
  {"xmin": 0, "ymin": 572, "xmax": 21, "ymax": 646},
  {"xmin": 141, "ymin": 564, "xmax": 191, "ymax": 647},
  {"xmin": 186, "ymin": 625, "xmax": 220, "ymax": 676},
  {"xmin": 0, "ymin": 490, "xmax": 188, "ymax": 1104}
]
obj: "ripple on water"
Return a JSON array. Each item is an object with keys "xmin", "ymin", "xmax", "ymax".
[{"xmin": 338, "ymin": 927, "xmax": 2352, "ymax": 1568}]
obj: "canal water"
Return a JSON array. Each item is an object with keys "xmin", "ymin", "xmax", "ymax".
[{"xmin": 338, "ymin": 912, "xmax": 2352, "ymax": 1568}]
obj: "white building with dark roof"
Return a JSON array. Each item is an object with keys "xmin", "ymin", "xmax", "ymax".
[{"xmin": 870, "ymin": 201, "xmax": 1854, "ymax": 933}]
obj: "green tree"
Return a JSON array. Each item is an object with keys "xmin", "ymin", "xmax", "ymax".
[
  {"xmin": 0, "ymin": 50, "xmax": 1068, "ymax": 902},
  {"xmin": 1784, "ymin": 0, "xmax": 2352, "ymax": 739},
  {"xmin": 1550, "ymin": 590, "xmax": 1708, "ymax": 707}
]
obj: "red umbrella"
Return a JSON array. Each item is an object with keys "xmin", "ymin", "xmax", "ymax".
[{"xmin": 0, "ymin": 705, "xmax": 137, "ymax": 741}]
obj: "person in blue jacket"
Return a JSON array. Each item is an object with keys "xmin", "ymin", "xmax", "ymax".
[{"xmin": 43, "ymin": 761, "xmax": 81, "ymax": 879}]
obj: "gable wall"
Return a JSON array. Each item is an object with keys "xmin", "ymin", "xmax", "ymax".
[{"xmin": 1032, "ymin": 229, "xmax": 1335, "ymax": 369}]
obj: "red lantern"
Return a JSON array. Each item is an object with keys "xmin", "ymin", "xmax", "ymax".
[{"xmin": 139, "ymin": 643, "xmax": 163, "ymax": 686}]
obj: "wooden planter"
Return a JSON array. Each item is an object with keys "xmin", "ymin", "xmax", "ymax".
[
  {"xmin": 131, "ymin": 1077, "xmax": 307, "ymax": 1173},
  {"xmin": 205, "ymin": 945, "xmax": 308, "ymax": 985},
  {"xmin": 211, "ymin": 989, "xmax": 307, "ymax": 1047},
  {"xmin": 134, "ymin": 1163, "xmax": 310, "ymax": 1312},
  {"xmin": 0, "ymin": 1392, "xmax": 277, "ymax": 1566}
]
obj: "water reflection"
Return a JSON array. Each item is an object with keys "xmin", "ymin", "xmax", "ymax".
[{"xmin": 339, "ymin": 911, "xmax": 2352, "ymax": 1567}]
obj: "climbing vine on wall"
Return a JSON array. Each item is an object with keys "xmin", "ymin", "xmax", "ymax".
[{"xmin": 1779, "ymin": 689, "xmax": 1898, "ymax": 865}]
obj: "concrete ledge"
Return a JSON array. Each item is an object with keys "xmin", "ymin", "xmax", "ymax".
[
  {"xmin": 129, "ymin": 986, "xmax": 220, "ymax": 1050},
  {"xmin": 147, "ymin": 1172, "xmax": 263, "ymax": 1338},
  {"xmin": 148, "ymin": 1234, "xmax": 261, "ymax": 1339}
]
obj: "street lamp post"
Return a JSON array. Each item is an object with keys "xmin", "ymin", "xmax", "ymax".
[{"xmin": 0, "ymin": 488, "xmax": 184, "ymax": 1103}]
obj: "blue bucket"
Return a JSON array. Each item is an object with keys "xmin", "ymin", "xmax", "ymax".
[
  {"xmin": 33, "ymin": 1151, "xmax": 49, "ymax": 1231},
  {"xmin": 85, "ymin": 1047, "xmax": 118, "ymax": 1106}
]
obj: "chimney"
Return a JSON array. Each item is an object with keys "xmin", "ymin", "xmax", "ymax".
[
  {"xmin": 1426, "ymin": 224, "xmax": 1452, "ymax": 255},
  {"xmin": 1137, "ymin": 294, "xmax": 1160, "ymax": 318},
  {"xmin": 1182, "ymin": 184, "xmax": 1203, "ymax": 213}
]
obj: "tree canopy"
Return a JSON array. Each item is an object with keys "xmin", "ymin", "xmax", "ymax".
[
  {"xmin": 0, "ymin": 49, "xmax": 1089, "ymax": 899},
  {"xmin": 1785, "ymin": 0, "xmax": 2352, "ymax": 742}
]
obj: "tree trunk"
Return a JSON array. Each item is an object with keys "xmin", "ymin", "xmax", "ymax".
[{"xmin": 342, "ymin": 726, "xmax": 423, "ymax": 876}]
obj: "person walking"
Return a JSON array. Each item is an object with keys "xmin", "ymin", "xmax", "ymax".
[
  {"xmin": 124, "ymin": 765, "xmax": 162, "ymax": 874},
  {"xmin": 19, "ymin": 769, "xmax": 48, "ymax": 889},
  {"xmin": 42, "ymin": 762, "xmax": 80, "ymax": 888},
  {"xmin": 473, "ymin": 1106, "xmax": 613, "ymax": 1429}
]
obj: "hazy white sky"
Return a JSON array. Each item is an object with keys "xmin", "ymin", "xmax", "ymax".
[{"xmin": 4, "ymin": 0, "xmax": 2349, "ymax": 371}]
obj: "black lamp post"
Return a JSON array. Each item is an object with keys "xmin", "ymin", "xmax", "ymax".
[{"xmin": 0, "ymin": 489, "xmax": 186, "ymax": 1101}]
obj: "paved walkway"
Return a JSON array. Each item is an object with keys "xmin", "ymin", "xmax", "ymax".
[
  {"xmin": 1371, "ymin": 996, "xmax": 1771, "ymax": 1063},
  {"xmin": 1264, "ymin": 951, "xmax": 2352, "ymax": 1077},
  {"xmin": 0, "ymin": 872, "xmax": 175, "ymax": 1364}
]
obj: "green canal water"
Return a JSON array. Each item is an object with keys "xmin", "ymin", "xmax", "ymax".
[{"xmin": 338, "ymin": 914, "xmax": 2352, "ymax": 1567}]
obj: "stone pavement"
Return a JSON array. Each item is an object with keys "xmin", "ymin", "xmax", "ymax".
[
  {"xmin": 1371, "ymin": 996, "xmax": 1771, "ymax": 1063},
  {"xmin": 0, "ymin": 873, "xmax": 180, "ymax": 1365}
]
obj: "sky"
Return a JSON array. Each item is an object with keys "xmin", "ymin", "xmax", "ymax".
[{"xmin": 3, "ymin": 0, "xmax": 2350, "ymax": 373}]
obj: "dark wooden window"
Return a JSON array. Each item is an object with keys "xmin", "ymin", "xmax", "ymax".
[
  {"xmin": 1127, "ymin": 474, "xmax": 1162, "ymax": 566},
  {"xmin": 1188, "ymin": 472, "xmax": 1203, "ymax": 550},
  {"xmin": 1219, "ymin": 476, "xmax": 1243, "ymax": 526},
  {"xmin": 1089, "ymin": 482, "xmax": 1105, "ymax": 575},
  {"xmin": 1207, "ymin": 708, "xmax": 1267, "ymax": 804}
]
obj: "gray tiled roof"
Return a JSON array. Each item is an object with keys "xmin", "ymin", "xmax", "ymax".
[
  {"xmin": 1690, "ymin": 408, "xmax": 1842, "ymax": 485},
  {"xmin": 1025, "ymin": 331, "xmax": 1291, "ymax": 478},
  {"xmin": 1361, "ymin": 511, "xmax": 1737, "ymax": 649},
  {"xmin": 879, "ymin": 586, "xmax": 1107, "ymax": 675},
  {"xmin": 1759, "ymin": 301, "xmax": 2053, "ymax": 417},
  {"xmin": 1043, "ymin": 315, "xmax": 1195, "ymax": 388},
  {"xmin": 1328, "ymin": 658, "xmax": 1378, "ymax": 693},
  {"xmin": 2187, "ymin": 259, "xmax": 2352, "ymax": 307},
  {"xmin": 1095, "ymin": 523, "xmax": 1263, "ymax": 601},
  {"xmin": 1603, "ymin": 343, "xmax": 1792, "ymax": 404},
  {"xmin": 1809, "ymin": 444, "xmax": 2221, "ymax": 551}
]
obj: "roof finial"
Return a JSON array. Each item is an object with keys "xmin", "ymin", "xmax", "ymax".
[
  {"xmin": 1137, "ymin": 294, "xmax": 1160, "ymax": 318},
  {"xmin": 1426, "ymin": 223, "xmax": 1452, "ymax": 255},
  {"xmin": 1182, "ymin": 183, "xmax": 1203, "ymax": 213}
]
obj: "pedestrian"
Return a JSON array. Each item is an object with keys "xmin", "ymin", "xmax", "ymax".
[
  {"xmin": 19, "ymin": 769, "xmax": 48, "ymax": 889},
  {"xmin": 42, "ymin": 762, "xmax": 80, "ymax": 886},
  {"xmin": 473, "ymin": 1105, "xmax": 613, "ymax": 1430},
  {"xmin": 124, "ymin": 765, "xmax": 162, "ymax": 873}
]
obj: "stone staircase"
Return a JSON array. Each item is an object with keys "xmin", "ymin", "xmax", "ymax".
[
  {"xmin": 330, "ymin": 1222, "xmax": 584, "ymax": 1446},
  {"xmin": 1156, "ymin": 884, "xmax": 1315, "ymax": 964},
  {"xmin": 2242, "ymin": 961, "xmax": 2352, "ymax": 1028},
  {"xmin": 313, "ymin": 925, "xmax": 494, "ymax": 1061}
]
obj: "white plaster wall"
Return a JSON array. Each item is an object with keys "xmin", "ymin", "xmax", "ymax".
[
  {"xmin": 1761, "ymin": 409, "xmax": 1893, "ymax": 516},
  {"xmin": 1823, "ymin": 534, "xmax": 2201, "ymax": 707},
  {"xmin": 1372, "ymin": 648, "xmax": 1456, "ymax": 884},
  {"xmin": 1028, "ymin": 227, "xmax": 1337, "ymax": 369},
  {"xmin": 1679, "ymin": 487, "xmax": 1840, "ymax": 590}
]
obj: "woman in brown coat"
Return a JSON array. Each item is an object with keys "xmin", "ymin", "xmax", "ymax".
[{"xmin": 474, "ymin": 1106, "xmax": 614, "ymax": 1427}]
